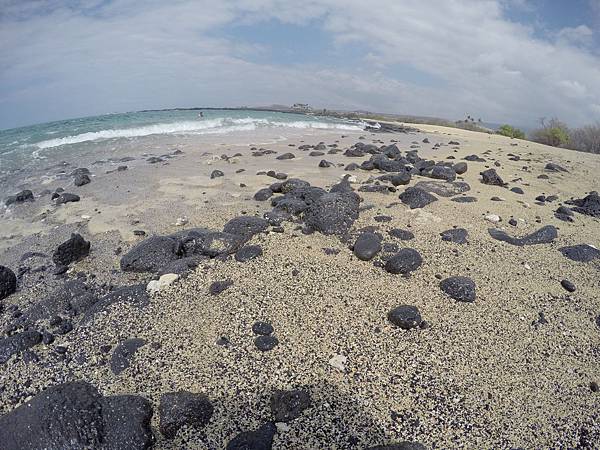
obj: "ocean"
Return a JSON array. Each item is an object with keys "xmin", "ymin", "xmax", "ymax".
[{"xmin": 0, "ymin": 109, "xmax": 365, "ymax": 190}]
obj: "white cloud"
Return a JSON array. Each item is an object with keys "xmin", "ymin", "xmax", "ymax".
[
  {"xmin": 0, "ymin": 0, "xmax": 600, "ymax": 129},
  {"xmin": 557, "ymin": 25, "xmax": 594, "ymax": 47}
]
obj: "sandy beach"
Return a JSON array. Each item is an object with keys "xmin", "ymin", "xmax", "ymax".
[{"xmin": 1, "ymin": 123, "xmax": 599, "ymax": 449}]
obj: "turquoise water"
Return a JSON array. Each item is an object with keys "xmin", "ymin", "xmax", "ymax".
[{"xmin": 0, "ymin": 109, "xmax": 365, "ymax": 181}]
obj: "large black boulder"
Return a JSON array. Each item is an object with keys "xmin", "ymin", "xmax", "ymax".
[
  {"xmin": 384, "ymin": 249, "xmax": 423, "ymax": 275},
  {"xmin": 0, "ymin": 265, "xmax": 17, "ymax": 300},
  {"xmin": 120, "ymin": 236, "xmax": 179, "ymax": 272},
  {"xmin": 303, "ymin": 192, "xmax": 360, "ymax": 236},
  {"xmin": 399, "ymin": 187, "xmax": 437, "ymax": 209},
  {"xmin": 159, "ymin": 391, "xmax": 214, "ymax": 439},
  {"xmin": 0, "ymin": 381, "xmax": 153, "ymax": 450},
  {"xmin": 52, "ymin": 233, "xmax": 91, "ymax": 266}
]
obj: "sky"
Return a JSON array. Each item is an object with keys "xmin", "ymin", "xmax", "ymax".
[{"xmin": 1, "ymin": 0, "xmax": 600, "ymax": 130}]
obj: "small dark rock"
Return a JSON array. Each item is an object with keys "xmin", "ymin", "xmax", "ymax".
[
  {"xmin": 159, "ymin": 391, "xmax": 214, "ymax": 439},
  {"xmin": 252, "ymin": 322, "xmax": 274, "ymax": 336},
  {"xmin": 52, "ymin": 233, "xmax": 91, "ymax": 266},
  {"xmin": 270, "ymin": 389, "xmax": 311, "ymax": 422},
  {"xmin": 255, "ymin": 335, "xmax": 278, "ymax": 351},
  {"xmin": 440, "ymin": 276, "xmax": 476, "ymax": 302},
  {"xmin": 560, "ymin": 279, "xmax": 576, "ymax": 293},
  {"xmin": 384, "ymin": 249, "xmax": 423, "ymax": 275},
  {"xmin": 387, "ymin": 305, "xmax": 422, "ymax": 330}
]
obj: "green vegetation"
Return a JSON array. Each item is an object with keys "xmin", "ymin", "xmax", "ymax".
[
  {"xmin": 567, "ymin": 122, "xmax": 600, "ymax": 154},
  {"xmin": 497, "ymin": 124, "xmax": 526, "ymax": 139},
  {"xmin": 530, "ymin": 118, "xmax": 570, "ymax": 147}
]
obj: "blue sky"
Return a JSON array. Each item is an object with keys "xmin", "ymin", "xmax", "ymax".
[{"xmin": 1, "ymin": 0, "xmax": 599, "ymax": 130}]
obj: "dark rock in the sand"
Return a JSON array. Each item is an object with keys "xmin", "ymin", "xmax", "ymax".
[
  {"xmin": 280, "ymin": 178, "xmax": 310, "ymax": 193},
  {"xmin": 368, "ymin": 442, "xmax": 426, "ymax": 450},
  {"xmin": 74, "ymin": 173, "xmax": 91, "ymax": 186},
  {"xmin": 5, "ymin": 189, "xmax": 34, "ymax": 206},
  {"xmin": 389, "ymin": 229, "xmax": 414, "ymax": 240},
  {"xmin": 81, "ymin": 284, "xmax": 149, "ymax": 325},
  {"xmin": 480, "ymin": 168, "xmax": 505, "ymax": 186},
  {"xmin": 441, "ymin": 228, "xmax": 468, "ymax": 244},
  {"xmin": 344, "ymin": 148, "xmax": 365, "ymax": 157},
  {"xmin": 384, "ymin": 249, "xmax": 423, "ymax": 275},
  {"xmin": 110, "ymin": 338, "xmax": 146, "ymax": 375},
  {"xmin": 120, "ymin": 236, "xmax": 178, "ymax": 272},
  {"xmin": 52, "ymin": 233, "xmax": 90, "ymax": 266},
  {"xmin": 55, "ymin": 193, "xmax": 80, "ymax": 204},
  {"xmin": 0, "ymin": 330, "xmax": 42, "ymax": 364},
  {"xmin": 264, "ymin": 209, "xmax": 291, "ymax": 226},
  {"xmin": 488, "ymin": 225, "xmax": 557, "ymax": 246},
  {"xmin": 353, "ymin": 232, "xmax": 382, "ymax": 261},
  {"xmin": 545, "ymin": 162, "xmax": 568, "ymax": 172},
  {"xmin": 414, "ymin": 180, "xmax": 470, "ymax": 198},
  {"xmin": 345, "ymin": 162, "xmax": 360, "ymax": 171},
  {"xmin": 330, "ymin": 178, "xmax": 354, "ymax": 194},
  {"xmin": 276, "ymin": 152, "xmax": 295, "ymax": 160},
  {"xmin": 374, "ymin": 215, "xmax": 392, "ymax": 222},
  {"xmin": 254, "ymin": 188, "xmax": 273, "ymax": 201},
  {"xmin": 555, "ymin": 206, "xmax": 574, "ymax": 222},
  {"xmin": 210, "ymin": 169, "xmax": 224, "ymax": 179},
  {"xmin": 223, "ymin": 216, "xmax": 268, "ymax": 242},
  {"xmin": 158, "ymin": 255, "xmax": 206, "ymax": 276},
  {"xmin": 559, "ymin": 244, "xmax": 600, "ymax": 262},
  {"xmin": 387, "ymin": 305, "xmax": 422, "ymax": 330},
  {"xmin": 252, "ymin": 321, "xmax": 274, "ymax": 336},
  {"xmin": 0, "ymin": 381, "xmax": 153, "ymax": 450},
  {"xmin": 147, "ymin": 156, "xmax": 163, "ymax": 164},
  {"xmin": 309, "ymin": 151, "xmax": 325, "ymax": 156},
  {"xmin": 452, "ymin": 196, "xmax": 477, "ymax": 203},
  {"xmin": 270, "ymin": 389, "xmax": 311, "ymax": 422},
  {"xmin": 399, "ymin": 187, "xmax": 437, "ymax": 209},
  {"xmin": 430, "ymin": 165, "xmax": 457, "ymax": 182},
  {"xmin": 303, "ymin": 192, "xmax": 360, "ymax": 236},
  {"xmin": 255, "ymin": 335, "xmax": 279, "ymax": 351},
  {"xmin": 464, "ymin": 154, "xmax": 486, "ymax": 162},
  {"xmin": 566, "ymin": 192, "xmax": 600, "ymax": 218},
  {"xmin": 209, "ymin": 280, "xmax": 233, "ymax": 295},
  {"xmin": 235, "ymin": 245, "xmax": 263, "ymax": 262},
  {"xmin": 378, "ymin": 172, "xmax": 411, "ymax": 186},
  {"xmin": 510, "ymin": 187, "xmax": 524, "ymax": 194},
  {"xmin": 359, "ymin": 184, "xmax": 391, "ymax": 194},
  {"xmin": 318, "ymin": 159, "xmax": 333, "ymax": 168},
  {"xmin": 440, "ymin": 276, "xmax": 476, "ymax": 302},
  {"xmin": 453, "ymin": 162, "xmax": 468, "ymax": 175},
  {"xmin": 226, "ymin": 422, "xmax": 276, "ymax": 450},
  {"xmin": 159, "ymin": 392, "xmax": 213, "ymax": 439},
  {"xmin": 561, "ymin": 279, "xmax": 576, "ymax": 293},
  {"xmin": 0, "ymin": 265, "xmax": 17, "ymax": 300},
  {"xmin": 273, "ymin": 197, "xmax": 309, "ymax": 215},
  {"xmin": 183, "ymin": 231, "xmax": 242, "ymax": 257}
]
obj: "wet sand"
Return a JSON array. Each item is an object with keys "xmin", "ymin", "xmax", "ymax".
[{"xmin": 1, "ymin": 124, "xmax": 599, "ymax": 449}]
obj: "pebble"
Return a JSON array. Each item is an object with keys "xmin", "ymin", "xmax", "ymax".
[
  {"xmin": 384, "ymin": 249, "xmax": 423, "ymax": 275},
  {"xmin": 387, "ymin": 305, "xmax": 422, "ymax": 330},
  {"xmin": 329, "ymin": 354, "xmax": 347, "ymax": 372},
  {"xmin": 254, "ymin": 335, "xmax": 279, "ymax": 351},
  {"xmin": 440, "ymin": 276, "xmax": 476, "ymax": 302},
  {"xmin": 252, "ymin": 321, "xmax": 274, "ymax": 336},
  {"xmin": 485, "ymin": 214, "xmax": 501, "ymax": 223},
  {"xmin": 561, "ymin": 279, "xmax": 576, "ymax": 292},
  {"xmin": 146, "ymin": 273, "xmax": 179, "ymax": 295}
]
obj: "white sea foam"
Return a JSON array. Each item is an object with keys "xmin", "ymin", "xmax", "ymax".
[{"xmin": 34, "ymin": 117, "xmax": 364, "ymax": 149}]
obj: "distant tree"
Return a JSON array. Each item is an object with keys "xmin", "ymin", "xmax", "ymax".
[
  {"xmin": 567, "ymin": 122, "xmax": 600, "ymax": 154},
  {"xmin": 531, "ymin": 118, "xmax": 570, "ymax": 147},
  {"xmin": 498, "ymin": 124, "xmax": 526, "ymax": 139}
]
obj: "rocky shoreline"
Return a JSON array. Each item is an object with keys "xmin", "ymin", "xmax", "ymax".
[{"xmin": 0, "ymin": 124, "xmax": 599, "ymax": 449}]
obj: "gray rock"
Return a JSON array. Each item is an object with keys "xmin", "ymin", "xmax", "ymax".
[
  {"xmin": 451, "ymin": 196, "xmax": 478, "ymax": 203},
  {"xmin": 559, "ymin": 244, "xmax": 600, "ymax": 262},
  {"xmin": 276, "ymin": 152, "xmax": 295, "ymax": 160},
  {"xmin": 303, "ymin": 192, "xmax": 360, "ymax": 236},
  {"xmin": 5, "ymin": 190, "xmax": 34, "ymax": 206},
  {"xmin": 0, "ymin": 381, "xmax": 153, "ymax": 450},
  {"xmin": 399, "ymin": 187, "xmax": 437, "ymax": 209},
  {"xmin": 74, "ymin": 173, "xmax": 91, "ymax": 186},
  {"xmin": 440, "ymin": 228, "xmax": 468, "ymax": 244},
  {"xmin": 453, "ymin": 162, "xmax": 468, "ymax": 174},
  {"xmin": 387, "ymin": 305, "xmax": 422, "ymax": 329},
  {"xmin": 384, "ymin": 249, "xmax": 423, "ymax": 275},
  {"xmin": 545, "ymin": 162, "xmax": 568, "ymax": 172},
  {"xmin": 488, "ymin": 225, "xmax": 557, "ymax": 246},
  {"xmin": 159, "ymin": 391, "xmax": 214, "ymax": 439},
  {"xmin": 120, "ymin": 236, "xmax": 178, "ymax": 272},
  {"xmin": 255, "ymin": 335, "xmax": 279, "ymax": 351},
  {"xmin": 440, "ymin": 276, "xmax": 476, "ymax": 302},
  {"xmin": 414, "ymin": 181, "xmax": 471, "ymax": 198},
  {"xmin": 55, "ymin": 193, "xmax": 80, "ymax": 204},
  {"xmin": 353, "ymin": 232, "xmax": 382, "ymax": 261}
]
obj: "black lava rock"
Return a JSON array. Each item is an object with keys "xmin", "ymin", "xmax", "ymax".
[
  {"xmin": 384, "ymin": 249, "xmax": 423, "ymax": 275},
  {"xmin": 440, "ymin": 276, "xmax": 476, "ymax": 302},
  {"xmin": 252, "ymin": 321, "xmax": 274, "ymax": 336},
  {"xmin": 110, "ymin": 338, "xmax": 147, "ymax": 375},
  {"xmin": 5, "ymin": 190, "xmax": 34, "ymax": 206},
  {"xmin": 387, "ymin": 305, "xmax": 422, "ymax": 330},
  {"xmin": 159, "ymin": 391, "xmax": 214, "ymax": 439},
  {"xmin": 270, "ymin": 389, "xmax": 311, "ymax": 422},
  {"xmin": 353, "ymin": 232, "xmax": 382, "ymax": 261},
  {"xmin": 74, "ymin": 173, "xmax": 91, "ymax": 186},
  {"xmin": 120, "ymin": 236, "xmax": 178, "ymax": 273},
  {"xmin": 255, "ymin": 335, "xmax": 279, "ymax": 351},
  {"xmin": 453, "ymin": 162, "xmax": 468, "ymax": 174},
  {"xmin": 223, "ymin": 216, "xmax": 268, "ymax": 242},
  {"xmin": 303, "ymin": 192, "xmax": 360, "ymax": 236},
  {"xmin": 210, "ymin": 170, "xmax": 224, "ymax": 179},
  {"xmin": 0, "ymin": 265, "xmax": 17, "ymax": 300},
  {"xmin": 235, "ymin": 245, "xmax": 263, "ymax": 262},
  {"xmin": 55, "ymin": 193, "xmax": 80, "ymax": 205},
  {"xmin": 566, "ymin": 192, "xmax": 600, "ymax": 218},
  {"xmin": 545, "ymin": 162, "xmax": 568, "ymax": 172},
  {"xmin": 0, "ymin": 330, "xmax": 42, "ymax": 364},
  {"xmin": 388, "ymin": 229, "xmax": 415, "ymax": 240},
  {"xmin": 560, "ymin": 279, "xmax": 576, "ymax": 292},
  {"xmin": 254, "ymin": 188, "xmax": 273, "ymax": 201},
  {"xmin": 559, "ymin": 244, "xmax": 600, "ymax": 262},
  {"xmin": 0, "ymin": 381, "xmax": 153, "ymax": 449},
  {"xmin": 276, "ymin": 153, "xmax": 295, "ymax": 160},
  {"xmin": 480, "ymin": 168, "xmax": 505, "ymax": 186},
  {"xmin": 398, "ymin": 187, "xmax": 437, "ymax": 209},
  {"xmin": 430, "ymin": 165, "xmax": 456, "ymax": 182},
  {"xmin": 52, "ymin": 233, "xmax": 91, "ymax": 266},
  {"xmin": 226, "ymin": 422, "xmax": 277, "ymax": 450},
  {"xmin": 440, "ymin": 228, "xmax": 468, "ymax": 244},
  {"xmin": 209, "ymin": 280, "xmax": 233, "ymax": 295}
]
